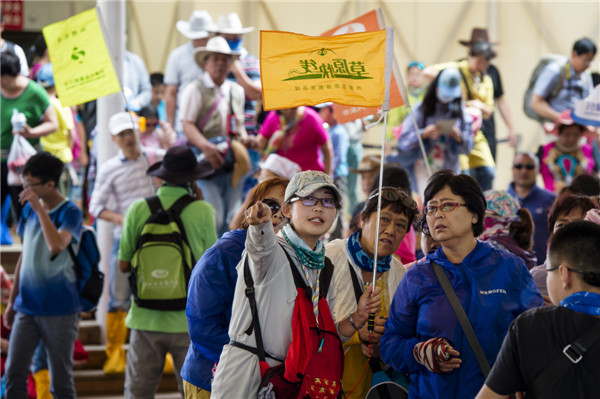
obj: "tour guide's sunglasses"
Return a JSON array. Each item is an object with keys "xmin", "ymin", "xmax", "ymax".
[
  {"xmin": 261, "ymin": 198, "xmax": 281, "ymax": 214},
  {"xmin": 368, "ymin": 187, "xmax": 418, "ymax": 210},
  {"xmin": 513, "ymin": 163, "xmax": 535, "ymax": 170},
  {"xmin": 290, "ymin": 196, "xmax": 339, "ymax": 209},
  {"xmin": 424, "ymin": 202, "xmax": 468, "ymax": 215}
]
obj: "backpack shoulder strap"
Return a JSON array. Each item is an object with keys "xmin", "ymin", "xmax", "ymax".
[
  {"xmin": 145, "ymin": 196, "xmax": 163, "ymax": 214},
  {"xmin": 280, "ymin": 244, "xmax": 307, "ymax": 290},
  {"xmin": 319, "ymin": 257, "xmax": 334, "ymax": 298},
  {"xmin": 347, "ymin": 261, "xmax": 363, "ymax": 304},
  {"xmin": 167, "ymin": 194, "xmax": 196, "ymax": 216},
  {"xmin": 242, "ymin": 254, "xmax": 267, "ymax": 363},
  {"xmin": 457, "ymin": 66, "xmax": 474, "ymax": 101}
]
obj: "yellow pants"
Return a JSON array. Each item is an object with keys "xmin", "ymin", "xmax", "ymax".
[{"xmin": 183, "ymin": 379, "xmax": 211, "ymax": 399}]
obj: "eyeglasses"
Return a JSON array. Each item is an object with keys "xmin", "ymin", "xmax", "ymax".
[
  {"xmin": 261, "ymin": 198, "xmax": 281, "ymax": 215},
  {"xmin": 22, "ymin": 179, "xmax": 47, "ymax": 188},
  {"xmin": 368, "ymin": 187, "xmax": 418, "ymax": 210},
  {"xmin": 290, "ymin": 195, "xmax": 338, "ymax": 209},
  {"xmin": 545, "ymin": 263, "xmax": 585, "ymax": 274},
  {"xmin": 425, "ymin": 202, "xmax": 468, "ymax": 215},
  {"xmin": 408, "ymin": 61, "xmax": 425, "ymax": 70},
  {"xmin": 513, "ymin": 163, "xmax": 535, "ymax": 170}
]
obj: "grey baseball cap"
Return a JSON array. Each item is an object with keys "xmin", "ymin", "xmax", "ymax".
[{"xmin": 284, "ymin": 170, "xmax": 342, "ymax": 203}]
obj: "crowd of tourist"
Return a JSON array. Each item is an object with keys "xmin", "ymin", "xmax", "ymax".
[{"xmin": 1, "ymin": 7, "xmax": 600, "ymax": 399}]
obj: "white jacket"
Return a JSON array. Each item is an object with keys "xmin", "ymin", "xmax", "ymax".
[{"xmin": 211, "ymin": 222, "xmax": 338, "ymax": 398}]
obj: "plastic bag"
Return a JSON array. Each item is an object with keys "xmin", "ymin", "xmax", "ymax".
[{"xmin": 7, "ymin": 134, "xmax": 37, "ymax": 185}]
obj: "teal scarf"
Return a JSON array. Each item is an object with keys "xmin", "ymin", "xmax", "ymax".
[{"xmin": 282, "ymin": 224, "xmax": 325, "ymax": 270}]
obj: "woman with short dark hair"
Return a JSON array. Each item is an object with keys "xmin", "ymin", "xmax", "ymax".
[{"xmin": 380, "ymin": 170, "xmax": 544, "ymax": 399}]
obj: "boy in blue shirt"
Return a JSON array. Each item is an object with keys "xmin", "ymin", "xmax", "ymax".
[{"xmin": 4, "ymin": 152, "xmax": 83, "ymax": 399}]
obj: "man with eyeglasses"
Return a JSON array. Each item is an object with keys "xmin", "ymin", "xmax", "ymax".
[
  {"xmin": 507, "ymin": 151, "xmax": 555, "ymax": 264},
  {"xmin": 476, "ymin": 220, "xmax": 600, "ymax": 399}
]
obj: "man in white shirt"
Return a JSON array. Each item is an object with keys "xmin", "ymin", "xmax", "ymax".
[{"xmin": 164, "ymin": 10, "xmax": 213, "ymax": 136}]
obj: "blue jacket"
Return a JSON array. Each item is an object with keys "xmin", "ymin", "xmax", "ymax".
[
  {"xmin": 180, "ymin": 229, "xmax": 247, "ymax": 390},
  {"xmin": 381, "ymin": 241, "xmax": 544, "ymax": 399}
]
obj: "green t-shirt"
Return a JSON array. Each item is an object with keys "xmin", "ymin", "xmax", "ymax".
[
  {"xmin": 1, "ymin": 80, "xmax": 51, "ymax": 160},
  {"xmin": 119, "ymin": 185, "xmax": 217, "ymax": 333}
]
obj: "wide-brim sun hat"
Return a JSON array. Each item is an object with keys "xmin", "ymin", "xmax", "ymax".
[
  {"xmin": 176, "ymin": 10, "xmax": 213, "ymax": 40},
  {"xmin": 207, "ymin": 12, "xmax": 254, "ymax": 35},
  {"xmin": 437, "ymin": 68, "xmax": 462, "ymax": 102},
  {"xmin": 284, "ymin": 170, "xmax": 342, "ymax": 203},
  {"xmin": 194, "ymin": 36, "xmax": 240, "ymax": 69},
  {"xmin": 459, "ymin": 27, "xmax": 498, "ymax": 47},
  {"xmin": 147, "ymin": 146, "xmax": 214, "ymax": 184},
  {"xmin": 108, "ymin": 112, "xmax": 137, "ymax": 136}
]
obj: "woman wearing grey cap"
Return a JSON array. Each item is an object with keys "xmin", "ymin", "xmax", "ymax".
[{"xmin": 211, "ymin": 170, "xmax": 381, "ymax": 398}]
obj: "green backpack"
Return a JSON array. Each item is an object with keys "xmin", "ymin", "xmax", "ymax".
[{"xmin": 129, "ymin": 195, "xmax": 196, "ymax": 311}]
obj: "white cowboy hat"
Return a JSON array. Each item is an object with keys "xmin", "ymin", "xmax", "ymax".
[
  {"xmin": 208, "ymin": 13, "xmax": 254, "ymax": 35},
  {"xmin": 194, "ymin": 36, "xmax": 240, "ymax": 68},
  {"xmin": 176, "ymin": 10, "xmax": 214, "ymax": 40}
]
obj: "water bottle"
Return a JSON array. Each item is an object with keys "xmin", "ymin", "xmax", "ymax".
[{"xmin": 11, "ymin": 109, "xmax": 26, "ymax": 133}]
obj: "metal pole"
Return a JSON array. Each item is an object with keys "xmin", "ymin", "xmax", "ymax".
[{"xmin": 96, "ymin": 0, "xmax": 125, "ymax": 342}]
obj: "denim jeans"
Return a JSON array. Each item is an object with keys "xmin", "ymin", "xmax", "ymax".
[
  {"xmin": 109, "ymin": 237, "xmax": 131, "ymax": 312},
  {"xmin": 5, "ymin": 312, "xmax": 79, "ymax": 399},
  {"xmin": 196, "ymin": 172, "xmax": 243, "ymax": 237}
]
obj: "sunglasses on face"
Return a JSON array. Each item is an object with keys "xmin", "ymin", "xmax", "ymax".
[
  {"xmin": 261, "ymin": 198, "xmax": 281, "ymax": 215},
  {"xmin": 424, "ymin": 202, "xmax": 468, "ymax": 215},
  {"xmin": 368, "ymin": 187, "xmax": 418, "ymax": 210},
  {"xmin": 513, "ymin": 163, "xmax": 535, "ymax": 170},
  {"xmin": 290, "ymin": 195, "xmax": 338, "ymax": 209}
]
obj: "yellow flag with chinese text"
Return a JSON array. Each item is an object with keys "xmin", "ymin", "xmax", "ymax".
[
  {"xmin": 43, "ymin": 8, "xmax": 121, "ymax": 107},
  {"xmin": 260, "ymin": 30, "xmax": 386, "ymax": 111}
]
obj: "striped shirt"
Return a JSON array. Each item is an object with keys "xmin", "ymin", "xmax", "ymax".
[{"xmin": 89, "ymin": 149, "xmax": 164, "ymax": 238}]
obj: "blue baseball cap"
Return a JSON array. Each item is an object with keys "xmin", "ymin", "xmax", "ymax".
[
  {"xmin": 37, "ymin": 63, "xmax": 55, "ymax": 88},
  {"xmin": 437, "ymin": 68, "xmax": 462, "ymax": 103}
]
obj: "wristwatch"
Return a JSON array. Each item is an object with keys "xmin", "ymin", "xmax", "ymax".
[{"xmin": 349, "ymin": 312, "xmax": 364, "ymax": 331}]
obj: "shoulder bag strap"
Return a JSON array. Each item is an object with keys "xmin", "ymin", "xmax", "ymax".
[
  {"xmin": 527, "ymin": 320, "xmax": 600, "ymax": 398},
  {"xmin": 348, "ymin": 261, "xmax": 363, "ymax": 304},
  {"xmin": 431, "ymin": 260, "xmax": 491, "ymax": 377},
  {"xmin": 319, "ymin": 257, "xmax": 334, "ymax": 298},
  {"xmin": 197, "ymin": 89, "xmax": 225, "ymax": 132},
  {"xmin": 457, "ymin": 64, "xmax": 474, "ymax": 101}
]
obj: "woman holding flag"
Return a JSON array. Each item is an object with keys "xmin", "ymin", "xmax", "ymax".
[{"xmin": 326, "ymin": 186, "xmax": 418, "ymax": 398}]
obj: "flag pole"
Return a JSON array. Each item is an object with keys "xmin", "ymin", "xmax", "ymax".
[{"xmin": 370, "ymin": 27, "xmax": 393, "ymax": 290}]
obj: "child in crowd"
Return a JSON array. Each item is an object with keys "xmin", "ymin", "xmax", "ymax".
[
  {"xmin": 137, "ymin": 104, "xmax": 176, "ymax": 154},
  {"xmin": 149, "ymin": 72, "xmax": 167, "ymax": 122},
  {"xmin": 540, "ymin": 110, "xmax": 595, "ymax": 193}
]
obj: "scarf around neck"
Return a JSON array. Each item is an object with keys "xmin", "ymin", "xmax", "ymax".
[
  {"xmin": 347, "ymin": 229, "xmax": 392, "ymax": 274},
  {"xmin": 282, "ymin": 224, "xmax": 325, "ymax": 270},
  {"xmin": 560, "ymin": 291, "xmax": 600, "ymax": 317}
]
